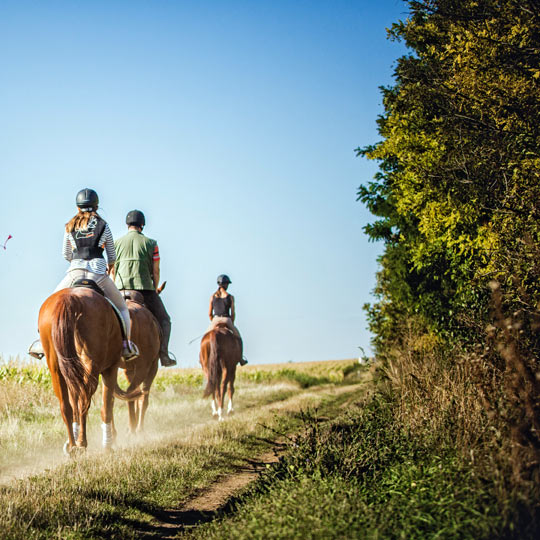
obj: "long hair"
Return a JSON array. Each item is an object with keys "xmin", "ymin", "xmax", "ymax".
[{"xmin": 65, "ymin": 209, "xmax": 101, "ymax": 233}]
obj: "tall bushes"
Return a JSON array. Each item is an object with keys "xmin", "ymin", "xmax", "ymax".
[{"xmin": 359, "ymin": 0, "xmax": 540, "ymax": 502}]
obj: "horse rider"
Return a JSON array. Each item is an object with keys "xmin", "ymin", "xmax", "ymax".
[
  {"xmin": 111, "ymin": 210, "xmax": 177, "ymax": 367},
  {"xmin": 29, "ymin": 188, "xmax": 139, "ymax": 360},
  {"xmin": 208, "ymin": 274, "xmax": 247, "ymax": 365}
]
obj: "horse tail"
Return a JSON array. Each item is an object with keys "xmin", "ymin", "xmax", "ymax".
[
  {"xmin": 51, "ymin": 294, "xmax": 95, "ymax": 414},
  {"xmin": 113, "ymin": 383, "xmax": 146, "ymax": 401},
  {"xmin": 203, "ymin": 330, "xmax": 222, "ymax": 398}
]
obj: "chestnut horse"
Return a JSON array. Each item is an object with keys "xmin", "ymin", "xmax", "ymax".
[
  {"xmin": 38, "ymin": 287, "xmax": 143, "ymax": 455},
  {"xmin": 120, "ymin": 296, "xmax": 161, "ymax": 434},
  {"xmin": 199, "ymin": 323, "xmax": 242, "ymax": 421}
]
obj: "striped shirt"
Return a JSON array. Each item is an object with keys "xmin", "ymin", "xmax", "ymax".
[{"xmin": 62, "ymin": 223, "xmax": 116, "ymax": 275}]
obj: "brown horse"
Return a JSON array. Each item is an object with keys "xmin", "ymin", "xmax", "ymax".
[
  {"xmin": 199, "ymin": 323, "xmax": 242, "ymax": 421},
  {"xmin": 120, "ymin": 296, "xmax": 161, "ymax": 434},
  {"xmin": 38, "ymin": 287, "xmax": 143, "ymax": 455}
]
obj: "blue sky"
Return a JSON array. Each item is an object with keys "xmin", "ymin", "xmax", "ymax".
[{"xmin": 0, "ymin": 0, "xmax": 408, "ymax": 367}]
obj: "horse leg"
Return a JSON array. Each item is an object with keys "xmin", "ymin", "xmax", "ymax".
[
  {"xmin": 136, "ymin": 390, "xmax": 150, "ymax": 433},
  {"xmin": 217, "ymin": 368, "xmax": 228, "ymax": 421},
  {"xmin": 211, "ymin": 397, "xmax": 218, "ymax": 417},
  {"xmin": 128, "ymin": 401, "xmax": 137, "ymax": 434},
  {"xmin": 227, "ymin": 376, "xmax": 235, "ymax": 415},
  {"xmin": 48, "ymin": 360, "xmax": 76, "ymax": 455},
  {"xmin": 57, "ymin": 379, "xmax": 76, "ymax": 454},
  {"xmin": 100, "ymin": 367, "xmax": 117, "ymax": 450}
]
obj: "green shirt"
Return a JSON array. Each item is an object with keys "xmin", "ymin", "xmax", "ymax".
[{"xmin": 114, "ymin": 230, "xmax": 157, "ymax": 290}]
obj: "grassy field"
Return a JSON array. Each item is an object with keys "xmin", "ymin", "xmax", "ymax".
[
  {"xmin": 2, "ymin": 355, "xmax": 527, "ymax": 539},
  {"xmin": 0, "ymin": 356, "xmax": 368, "ymax": 539}
]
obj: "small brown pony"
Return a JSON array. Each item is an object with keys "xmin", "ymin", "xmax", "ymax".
[
  {"xmin": 199, "ymin": 323, "xmax": 242, "ymax": 421},
  {"xmin": 120, "ymin": 294, "xmax": 161, "ymax": 434},
  {"xmin": 38, "ymin": 287, "xmax": 143, "ymax": 455}
]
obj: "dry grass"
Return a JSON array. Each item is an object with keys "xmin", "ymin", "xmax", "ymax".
[{"xmin": 0, "ymin": 357, "xmax": 362, "ymax": 483}]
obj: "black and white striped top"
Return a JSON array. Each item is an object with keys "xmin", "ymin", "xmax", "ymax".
[{"xmin": 62, "ymin": 223, "xmax": 116, "ymax": 275}]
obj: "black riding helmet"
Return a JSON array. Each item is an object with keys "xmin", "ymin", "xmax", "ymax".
[
  {"xmin": 126, "ymin": 210, "xmax": 146, "ymax": 227},
  {"xmin": 217, "ymin": 274, "xmax": 231, "ymax": 286},
  {"xmin": 76, "ymin": 188, "xmax": 99, "ymax": 211}
]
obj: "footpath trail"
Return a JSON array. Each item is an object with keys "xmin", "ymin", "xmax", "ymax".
[{"xmin": 133, "ymin": 383, "xmax": 366, "ymax": 539}]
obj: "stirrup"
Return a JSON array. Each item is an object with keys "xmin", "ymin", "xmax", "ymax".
[
  {"xmin": 28, "ymin": 339, "xmax": 44, "ymax": 360},
  {"xmin": 122, "ymin": 340, "xmax": 139, "ymax": 361},
  {"xmin": 160, "ymin": 351, "xmax": 177, "ymax": 367}
]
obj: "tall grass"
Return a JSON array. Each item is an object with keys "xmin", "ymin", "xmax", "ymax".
[
  {"xmin": 374, "ymin": 288, "xmax": 540, "ymax": 533},
  {"xmin": 190, "ymin": 396, "xmax": 513, "ymax": 540}
]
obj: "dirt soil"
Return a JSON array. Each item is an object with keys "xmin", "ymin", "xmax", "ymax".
[
  {"xmin": 135, "ymin": 444, "xmax": 286, "ymax": 539},
  {"xmin": 135, "ymin": 385, "xmax": 364, "ymax": 539}
]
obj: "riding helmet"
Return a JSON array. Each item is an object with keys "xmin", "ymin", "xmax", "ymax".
[
  {"xmin": 217, "ymin": 274, "xmax": 231, "ymax": 285},
  {"xmin": 76, "ymin": 188, "xmax": 99, "ymax": 211},
  {"xmin": 126, "ymin": 210, "xmax": 146, "ymax": 227}
]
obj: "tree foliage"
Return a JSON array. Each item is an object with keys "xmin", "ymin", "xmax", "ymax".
[{"xmin": 359, "ymin": 0, "xmax": 540, "ymax": 353}]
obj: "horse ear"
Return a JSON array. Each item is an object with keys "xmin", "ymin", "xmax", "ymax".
[{"xmin": 157, "ymin": 281, "xmax": 167, "ymax": 294}]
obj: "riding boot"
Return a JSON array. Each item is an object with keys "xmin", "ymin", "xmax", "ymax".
[
  {"xmin": 122, "ymin": 340, "xmax": 139, "ymax": 361},
  {"xmin": 160, "ymin": 351, "xmax": 177, "ymax": 367},
  {"xmin": 159, "ymin": 318, "xmax": 177, "ymax": 367},
  {"xmin": 239, "ymin": 357, "xmax": 248, "ymax": 366}
]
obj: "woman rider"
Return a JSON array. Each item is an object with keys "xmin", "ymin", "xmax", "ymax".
[
  {"xmin": 208, "ymin": 274, "xmax": 247, "ymax": 365},
  {"xmin": 29, "ymin": 188, "xmax": 138, "ymax": 360}
]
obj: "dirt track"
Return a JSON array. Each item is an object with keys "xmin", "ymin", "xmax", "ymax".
[{"xmin": 133, "ymin": 384, "xmax": 365, "ymax": 539}]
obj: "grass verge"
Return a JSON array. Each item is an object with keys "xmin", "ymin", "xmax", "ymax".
[
  {"xmin": 188, "ymin": 394, "xmax": 537, "ymax": 540},
  {"xmin": 0, "ymin": 372, "xmax": 366, "ymax": 539}
]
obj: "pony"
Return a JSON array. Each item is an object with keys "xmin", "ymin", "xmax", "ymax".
[
  {"xmin": 199, "ymin": 322, "xmax": 242, "ymax": 421},
  {"xmin": 120, "ymin": 295, "xmax": 161, "ymax": 434},
  {"xmin": 38, "ymin": 287, "xmax": 143, "ymax": 455}
]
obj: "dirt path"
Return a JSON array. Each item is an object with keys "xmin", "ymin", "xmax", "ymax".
[
  {"xmin": 134, "ymin": 383, "xmax": 366, "ymax": 539},
  {"xmin": 135, "ymin": 444, "xmax": 286, "ymax": 539}
]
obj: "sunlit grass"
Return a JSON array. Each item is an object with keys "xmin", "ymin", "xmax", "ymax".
[
  {"xmin": 0, "ymin": 354, "xmax": 367, "ymax": 539},
  {"xmin": 0, "ymin": 357, "xmax": 363, "ymax": 482}
]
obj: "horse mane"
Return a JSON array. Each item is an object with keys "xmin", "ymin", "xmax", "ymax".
[{"xmin": 51, "ymin": 293, "xmax": 96, "ymax": 413}]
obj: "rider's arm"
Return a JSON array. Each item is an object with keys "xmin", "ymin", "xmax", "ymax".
[
  {"xmin": 230, "ymin": 295, "xmax": 236, "ymax": 323},
  {"xmin": 62, "ymin": 232, "xmax": 73, "ymax": 262},
  {"xmin": 209, "ymin": 296, "xmax": 214, "ymax": 321},
  {"xmin": 101, "ymin": 224, "xmax": 116, "ymax": 274},
  {"xmin": 152, "ymin": 259, "xmax": 160, "ymax": 291}
]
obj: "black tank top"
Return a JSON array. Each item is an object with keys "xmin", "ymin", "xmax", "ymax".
[{"xmin": 212, "ymin": 295, "xmax": 232, "ymax": 317}]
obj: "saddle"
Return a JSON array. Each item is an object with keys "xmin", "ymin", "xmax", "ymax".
[
  {"xmin": 122, "ymin": 290, "xmax": 145, "ymax": 306},
  {"xmin": 71, "ymin": 279, "xmax": 127, "ymax": 340},
  {"xmin": 72, "ymin": 278, "xmax": 104, "ymax": 296}
]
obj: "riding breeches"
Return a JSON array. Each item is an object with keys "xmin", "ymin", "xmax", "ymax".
[
  {"xmin": 207, "ymin": 316, "xmax": 241, "ymax": 339},
  {"xmin": 55, "ymin": 269, "xmax": 131, "ymax": 338}
]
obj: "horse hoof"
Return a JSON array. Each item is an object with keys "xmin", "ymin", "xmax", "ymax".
[
  {"xmin": 64, "ymin": 442, "xmax": 86, "ymax": 458},
  {"xmin": 218, "ymin": 416, "xmax": 225, "ymax": 422}
]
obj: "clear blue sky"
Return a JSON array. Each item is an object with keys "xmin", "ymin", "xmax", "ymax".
[{"xmin": 0, "ymin": 0, "xmax": 408, "ymax": 367}]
